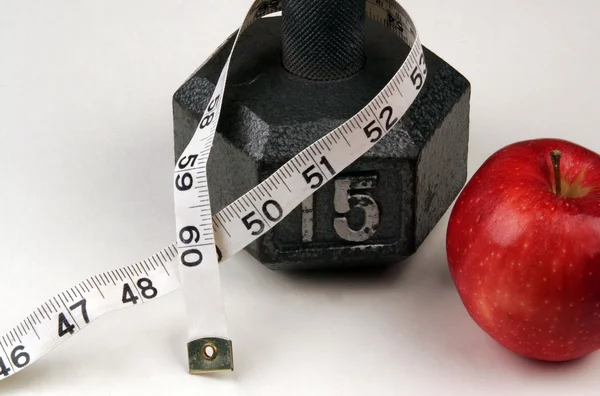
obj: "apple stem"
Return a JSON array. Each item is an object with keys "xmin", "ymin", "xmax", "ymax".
[{"xmin": 550, "ymin": 150, "xmax": 562, "ymax": 196}]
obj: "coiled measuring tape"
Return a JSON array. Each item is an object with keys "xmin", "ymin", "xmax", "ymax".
[{"xmin": 0, "ymin": 0, "xmax": 426, "ymax": 381}]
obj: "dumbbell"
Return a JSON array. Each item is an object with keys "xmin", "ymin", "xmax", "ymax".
[{"xmin": 173, "ymin": 0, "xmax": 470, "ymax": 270}]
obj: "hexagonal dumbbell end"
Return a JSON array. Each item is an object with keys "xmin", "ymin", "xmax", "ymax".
[{"xmin": 173, "ymin": 0, "xmax": 470, "ymax": 270}]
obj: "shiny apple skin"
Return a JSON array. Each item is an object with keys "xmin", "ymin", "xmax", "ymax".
[{"xmin": 447, "ymin": 138, "xmax": 600, "ymax": 361}]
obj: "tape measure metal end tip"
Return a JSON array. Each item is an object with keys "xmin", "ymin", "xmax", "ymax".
[{"xmin": 188, "ymin": 338, "xmax": 234, "ymax": 374}]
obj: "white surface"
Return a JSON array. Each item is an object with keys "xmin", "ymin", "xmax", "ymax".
[{"xmin": 0, "ymin": 0, "xmax": 599, "ymax": 395}]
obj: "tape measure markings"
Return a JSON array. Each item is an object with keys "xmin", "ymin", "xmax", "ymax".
[
  {"xmin": 178, "ymin": 0, "xmax": 423, "ymax": 372},
  {"xmin": 0, "ymin": 245, "xmax": 179, "ymax": 379},
  {"xmin": 0, "ymin": 0, "xmax": 425, "ymax": 381}
]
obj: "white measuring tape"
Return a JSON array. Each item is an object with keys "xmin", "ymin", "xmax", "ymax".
[{"xmin": 0, "ymin": 0, "xmax": 426, "ymax": 380}]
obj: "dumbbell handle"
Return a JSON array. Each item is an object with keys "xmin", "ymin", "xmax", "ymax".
[{"xmin": 282, "ymin": 0, "xmax": 366, "ymax": 81}]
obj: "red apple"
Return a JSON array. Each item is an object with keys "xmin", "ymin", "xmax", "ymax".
[{"xmin": 447, "ymin": 138, "xmax": 600, "ymax": 361}]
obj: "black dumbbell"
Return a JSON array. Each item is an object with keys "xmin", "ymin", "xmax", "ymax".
[{"xmin": 173, "ymin": 0, "xmax": 470, "ymax": 270}]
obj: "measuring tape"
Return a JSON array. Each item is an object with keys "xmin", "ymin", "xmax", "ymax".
[{"xmin": 0, "ymin": 0, "xmax": 426, "ymax": 381}]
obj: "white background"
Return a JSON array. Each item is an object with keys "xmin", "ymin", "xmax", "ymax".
[{"xmin": 1, "ymin": 0, "xmax": 599, "ymax": 395}]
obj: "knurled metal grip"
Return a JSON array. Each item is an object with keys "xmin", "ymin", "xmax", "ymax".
[{"xmin": 282, "ymin": 0, "xmax": 366, "ymax": 81}]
